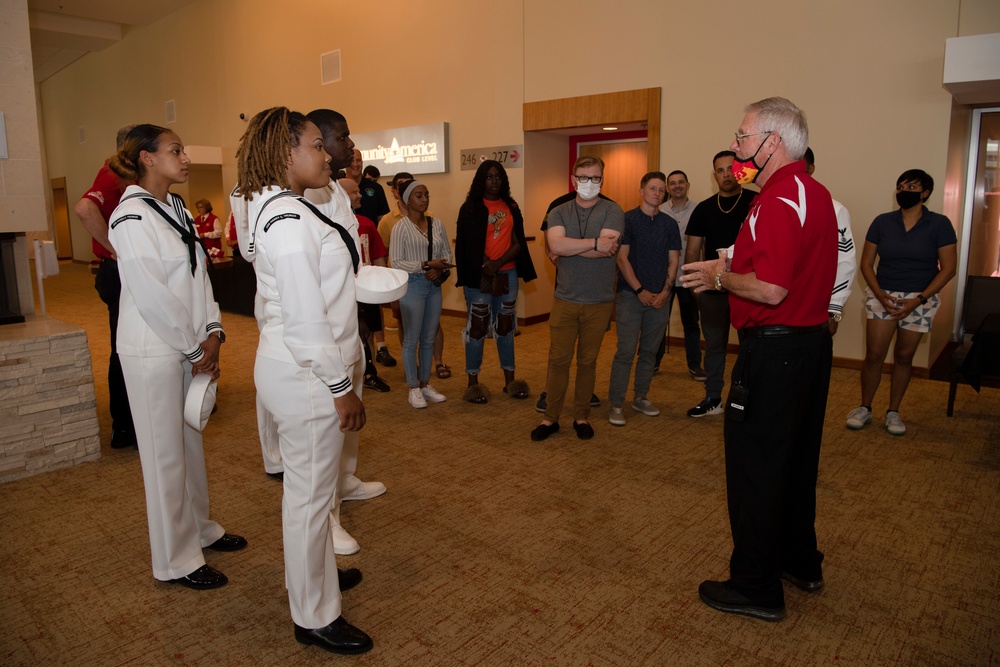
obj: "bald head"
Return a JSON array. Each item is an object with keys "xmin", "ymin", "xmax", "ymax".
[{"xmin": 339, "ymin": 177, "xmax": 361, "ymax": 209}]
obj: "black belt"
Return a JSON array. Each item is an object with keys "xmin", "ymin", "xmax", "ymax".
[{"xmin": 738, "ymin": 323, "xmax": 829, "ymax": 339}]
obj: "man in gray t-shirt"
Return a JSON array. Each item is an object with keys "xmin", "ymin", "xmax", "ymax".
[{"xmin": 531, "ymin": 156, "xmax": 624, "ymax": 443}]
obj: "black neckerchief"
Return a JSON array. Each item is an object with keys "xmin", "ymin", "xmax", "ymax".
[
  {"xmin": 122, "ymin": 191, "xmax": 206, "ymax": 275},
  {"xmin": 255, "ymin": 190, "xmax": 359, "ymax": 274}
]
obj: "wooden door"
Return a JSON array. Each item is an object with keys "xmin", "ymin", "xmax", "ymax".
[{"xmin": 50, "ymin": 177, "xmax": 73, "ymax": 259}]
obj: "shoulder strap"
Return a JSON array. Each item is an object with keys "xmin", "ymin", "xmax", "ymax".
[{"xmin": 426, "ymin": 218, "xmax": 435, "ymax": 262}]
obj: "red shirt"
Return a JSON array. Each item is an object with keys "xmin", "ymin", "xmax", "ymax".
[
  {"xmin": 357, "ymin": 214, "xmax": 387, "ymax": 266},
  {"xmin": 81, "ymin": 164, "xmax": 124, "ymax": 260},
  {"xmin": 729, "ymin": 160, "xmax": 837, "ymax": 329}
]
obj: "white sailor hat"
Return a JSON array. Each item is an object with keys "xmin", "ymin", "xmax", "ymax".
[
  {"xmin": 184, "ymin": 372, "xmax": 218, "ymax": 432},
  {"xmin": 355, "ymin": 265, "xmax": 409, "ymax": 304}
]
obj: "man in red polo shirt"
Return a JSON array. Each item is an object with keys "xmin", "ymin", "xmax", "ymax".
[
  {"xmin": 680, "ymin": 97, "xmax": 837, "ymax": 622},
  {"xmin": 74, "ymin": 125, "xmax": 137, "ymax": 449}
]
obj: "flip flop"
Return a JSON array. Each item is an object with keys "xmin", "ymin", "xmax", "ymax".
[{"xmin": 436, "ymin": 363, "xmax": 452, "ymax": 379}]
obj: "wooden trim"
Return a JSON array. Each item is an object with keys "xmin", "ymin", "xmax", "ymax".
[{"xmin": 522, "ymin": 87, "xmax": 661, "ymax": 172}]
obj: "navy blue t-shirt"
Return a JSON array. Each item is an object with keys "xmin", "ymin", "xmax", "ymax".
[
  {"xmin": 866, "ymin": 207, "xmax": 957, "ymax": 292},
  {"xmin": 617, "ymin": 207, "xmax": 682, "ymax": 293}
]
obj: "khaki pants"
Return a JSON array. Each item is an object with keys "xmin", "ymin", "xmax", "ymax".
[{"xmin": 545, "ymin": 298, "xmax": 614, "ymax": 423}]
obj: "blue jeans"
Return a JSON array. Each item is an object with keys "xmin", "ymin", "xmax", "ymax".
[
  {"xmin": 400, "ymin": 274, "xmax": 442, "ymax": 387},
  {"xmin": 608, "ymin": 290, "xmax": 670, "ymax": 405},
  {"xmin": 462, "ymin": 270, "xmax": 518, "ymax": 375}
]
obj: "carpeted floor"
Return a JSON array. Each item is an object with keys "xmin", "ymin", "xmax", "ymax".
[{"xmin": 1, "ymin": 261, "xmax": 998, "ymax": 666}]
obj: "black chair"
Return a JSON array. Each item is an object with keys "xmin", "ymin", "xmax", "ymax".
[{"xmin": 947, "ymin": 275, "xmax": 1000, "ymax": 416}]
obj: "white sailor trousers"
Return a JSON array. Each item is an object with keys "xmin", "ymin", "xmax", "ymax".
[
  {"xmin": 255, "ymin": 355, "xmax": 360, "ymax": 628},
  {"xmin": 120, "ymin": 353, "xmax": 224, "ymax": 581}
]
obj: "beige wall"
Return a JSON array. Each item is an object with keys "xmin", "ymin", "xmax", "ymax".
[
  {"xmin": 36, "ymin": 0, "xmax": 1000, "ymax": 364},
  {"xmin": 0, "ymin": 0, "xmax": 46, "ymax": 234}
]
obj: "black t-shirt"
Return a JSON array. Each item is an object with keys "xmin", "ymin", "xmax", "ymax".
[
  {"xmin": 685, "ymin": 188, "xmax": 755, "ymax": 261},
  {"xmin": 356, "ymin": 177, "xmax": 390, "ymax": 225}
]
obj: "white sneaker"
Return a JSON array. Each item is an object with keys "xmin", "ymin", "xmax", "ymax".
[
  {"xmin": 421, "ymin": 385, "xmax": 447, "ymax": 403},
  {"xmin": 845, "ymin": 406, "xmax": 872, "ymax": 430},
  {"xmin": 885, "ymin": 411, "xmax": 906, "ymax": 436},
  {"xmin": 340, "ymin": 475, "xmax": 387, "ymax": 501},
  {"xmin": 609, "ymin": 405, "xmax": 626, "ymax": 426},
  {"xmin": 408, "ymin": 387, "xmax": 427, "ymax": 409},
  {"xmin": 330, "ymin": 518, "xmax": 360, "ymax": 555},
  {"xmin": 631, "ymin": 396, "xmax": 660, "ymax": 416}
]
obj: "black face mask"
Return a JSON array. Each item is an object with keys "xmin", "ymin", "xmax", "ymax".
[{"xmin": 896, "ymin": 190, "xmax": 923, "ymax": 210}]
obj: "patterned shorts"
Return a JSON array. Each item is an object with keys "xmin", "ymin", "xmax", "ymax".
[{"xmin": 865, "ymin": 288, "xmax": 938, "ymax": 333}]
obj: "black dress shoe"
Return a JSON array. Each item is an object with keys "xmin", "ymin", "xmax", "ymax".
[
  {"xmin": 780, "ymin": 571, "xmax": 824, "ymax": 592},
  {"xmin": 170, "ymin": 564, "xmax": 228, "ymax": 590},
  {"xmin": 206, "ymin": 533, "xmax": 248, "ymax": 552},
  {"xmin": 573, "ymin": 421, "xmax": 595, "ymax": 440},
  {"xmin": 338, "ymin": 567, "xmax": 362, "ymax": 592},
  {"xmin": 110, "ymin": 430, "xmax": 137, "ymax": 449},
  {"xmin": 375, "ymin": 347, "xmax": 397, "ymax": 367},
  {"xmin": 698, "ymin": 580, "xmax": 785, "ymax": 622},
  {"xmin": 363, "ymin": 375, "xmax": 391, "ymax": 393},
  {"xmin": 267, "ymin": 471, "xmax": 284, "ymax": 482},
  {"xmin": 294, "ymin": 616, "xmax": 373, "ymax": 655},
  {"xmin": 530, "ymin": 422, "xmax": 559, "ymax": 441}
]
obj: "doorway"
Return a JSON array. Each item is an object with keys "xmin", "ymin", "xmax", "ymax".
[
  {"xmin": 50, "ymin": 177, "xmax": 73, "ymax": 259},
  {"xmin": 955, "ymin": 107, "xmax": 1000, "ymax": 337},
  {"xmin": 572, "ymin": 131, "xmax": 649, "ymax": 211}
]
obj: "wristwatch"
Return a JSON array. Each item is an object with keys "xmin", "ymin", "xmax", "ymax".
[
  {"xmin": 714, "ymin": 271, "xmax": 727, "ymax": 292},
  {"xmin": 634, "ymin": 286, "xmax": 644, "ymax": 296},
  {"xmin": 918, "ymin": 294, "xmax": 929, "ymax": 305},
  {"xmin": 828, "ymin": 312, "xmax": 842, "ymax": 323},
  {"xmin": 211, "ymin": 330, "xmax": 226, "ymax": 344}
]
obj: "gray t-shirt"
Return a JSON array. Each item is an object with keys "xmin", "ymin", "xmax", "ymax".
[{"xmin": 546, "ymin": 198, "xmax": 625, "ymax": 304}]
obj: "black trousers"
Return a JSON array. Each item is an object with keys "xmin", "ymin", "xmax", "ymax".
[
  {"xmin": 95, "ymin": 259, "xmax": 135, "ymax": 436},
  {"xmin": 723, "ymin": 328, "xmax": 832, "ymax": 605}
]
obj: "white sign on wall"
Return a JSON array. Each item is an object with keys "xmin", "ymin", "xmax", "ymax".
[
  {"xmin": 352, "ymin": 122, "xmax": 449, "ymax": 176},
  {"xmin": 459, "ymin": 144, "xmax": 523, "ymax": 171}
]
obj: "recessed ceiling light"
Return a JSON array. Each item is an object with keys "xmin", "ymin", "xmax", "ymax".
[{"xmin": 603, "ymin": 126, "xmax": 618, "ymax": 131}]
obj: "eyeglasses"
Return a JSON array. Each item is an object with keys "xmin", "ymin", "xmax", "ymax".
[
  {"xmin": 574, "ymin": 175, "xmax": 603, "ymax": 184},
  {"xmin": 734, "ymin": 131, "xmax": 770, "ymax": 145}
]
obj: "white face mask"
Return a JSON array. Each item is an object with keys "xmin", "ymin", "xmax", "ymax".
[{"xmin": 576, "ymin": 180, "xmax": 601, "ymax": 201}]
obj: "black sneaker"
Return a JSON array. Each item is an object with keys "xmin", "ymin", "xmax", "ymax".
[
  {"xmin": 590, "ymin": 393, "xmax": 601, "ymax": 407},
  {"xmin": 363, "ymin": 375, "xmax": 390, "ymax": 393},
  {"xmin": 687, "ymin": 397, "xmax": 723, "ymax": 418},
  {"xmin": 375, "ymin": 347, "xmax": 397, "ymax": 367},
  {"xmin": 535, "ymin": 391, "xmax": 547, "ymax": 413}
]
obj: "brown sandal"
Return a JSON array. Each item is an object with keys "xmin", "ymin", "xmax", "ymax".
[{"xmin": 435, "ymin": 363, "xmax": 452, "ymax": 379}]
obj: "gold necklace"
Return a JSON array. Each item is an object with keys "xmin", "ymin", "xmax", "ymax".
[{"xmin": 717, "ymin": 189, "xmax": 743, "ymax": 214}]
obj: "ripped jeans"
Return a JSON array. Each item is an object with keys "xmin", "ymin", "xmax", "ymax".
[{"xmin": 462, "ymin": 270, "xmax": 519, "ymax": 375}]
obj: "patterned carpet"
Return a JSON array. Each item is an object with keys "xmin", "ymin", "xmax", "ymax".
[{"xmin": 1, "ymin": 261, "xmax": 997, "ymax": 666}]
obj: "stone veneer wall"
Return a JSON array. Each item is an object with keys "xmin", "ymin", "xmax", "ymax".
[{"xmin": 0, "ymin": 319, "xmax": 101, "ymax": 483}]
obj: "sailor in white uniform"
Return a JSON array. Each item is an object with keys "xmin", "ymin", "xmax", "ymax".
[{"xmin": 108, "ymin": 124, "xmax": 244, "ymax": 591}]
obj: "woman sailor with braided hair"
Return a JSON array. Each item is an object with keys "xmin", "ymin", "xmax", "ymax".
[{"xmin": 235, "ymin": 107, "xmax": 372, "ymax": 655}]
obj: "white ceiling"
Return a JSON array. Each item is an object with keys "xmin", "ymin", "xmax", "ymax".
[{"xmin": 27, "ymin": 0, "xmax": 199, "ymax": 82}]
